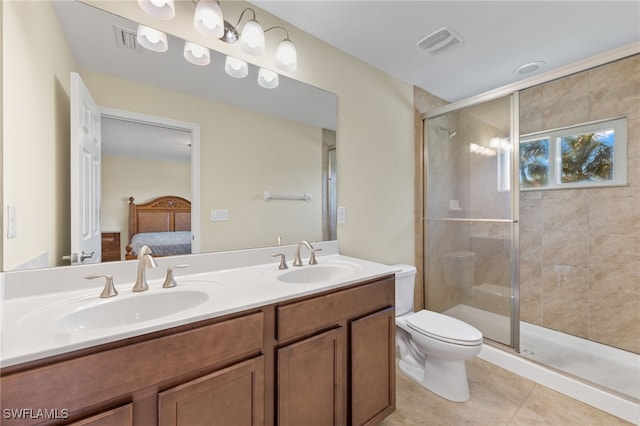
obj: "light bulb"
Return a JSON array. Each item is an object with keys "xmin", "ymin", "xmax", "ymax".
[
  {"xmin": 225, "ymin": 56, "xmax": 248, "ymax": 78},
  {"xmin": 239, "ymin": 20, "xmax": 265, "ymax": 56},
  {"xmin": 184, "ymin": 41, "xmax": 210, "ymax": 66},
  {"xmin": 194, "ymin": 0, "xmax": 224, "ymax": 38},
  {"xmin": 136, "ymin": 24, "xmax": 168, "ymax": 53},
  {"xmin": 138, "ymin": 0, "xmax": 175, "ymax": 20},
  {"xmin": 258, "ymin": 68, "xmax": 279, "ymax": 89},
  {"xmin": 275, "ymin": 39, "xmax": 297, "ymax": 72}
]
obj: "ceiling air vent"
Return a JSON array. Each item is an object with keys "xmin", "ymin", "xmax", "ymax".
[
  {"xmin": 113, "ymin": 25, "xmax": 142, "ymax": 52},
  {"xmin": 417, "ymin": 27, "xmax": 462, "ymax": 53}
]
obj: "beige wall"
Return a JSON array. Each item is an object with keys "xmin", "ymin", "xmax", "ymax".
[
  {"xmin": 83, "ymin": 0, "xmax": 416, "ymax": 266},
  {"xmin": 101, "ymin": 155, "xmax": 191, "ymax": 259},
  {"xmin": 2, "ymin": 1, "xmax": 77, "ymax": 270},
  {"xmin": 519, "ymin": 55, "xmax": 640, "ymax": 354}
]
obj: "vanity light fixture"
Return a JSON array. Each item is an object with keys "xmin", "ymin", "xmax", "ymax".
[
  {"xmin": 184, "ymin": 41, "xmax": 211, "ymax": 66},
  {"xmin": 224, "ymin": 56, "xmax": 249, "ymax": 78},
  {"xmin": 136, "ymin": 24, "xmax": 168, "ymax": 52},
  {"xmin": 137, "ymin": 0, "xmax": 175, "ymax": 20},
  {"xmin": 257, "ymin": 67, "xmax": 279, "ymax": 88},
  {"xmin": 137, "ymin": 0, "xmax": 298, "ymax": 86}
]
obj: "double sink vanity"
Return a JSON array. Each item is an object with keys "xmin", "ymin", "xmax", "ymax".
[{"xmin": 0, "ymin": 242, "xmax": 397, "ymax": 425}]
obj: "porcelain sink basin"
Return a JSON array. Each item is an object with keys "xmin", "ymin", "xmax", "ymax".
[
  {"xmin": 54, "ymin": 290, "xmax": 209, "ymax": 332},
  {"xmin": 277, "ymin": 263, "xmax": 361, "ymax": 284}
]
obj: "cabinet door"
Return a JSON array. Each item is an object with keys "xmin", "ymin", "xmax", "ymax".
[
  {"xmin": 68, "ymin": 404, "xmax": 133, "ymax": 426},
  {"xmin": 158, "ymin": 356, "xmax": 264, "ymax": 426},
  {"xmin": 351, "ymin": 308, "xmax": 396, "ymax": 426},
  {"xmin": 278, "ymin": 327, "xmax": 345, "ymax": 426}
]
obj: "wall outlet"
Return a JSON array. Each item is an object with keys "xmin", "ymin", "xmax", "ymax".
[
  {"xmin": 337, "ymin": 206, "xmax": 346, "ymax": 224},
  {"xmin": 210, "ymin": 209, "xmax": 228, "ymax": 222}
]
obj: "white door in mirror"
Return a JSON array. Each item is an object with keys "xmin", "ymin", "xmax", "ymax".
[{"xmin": 70, "ymin": 72, "xmax": 102, "ymax": 265}]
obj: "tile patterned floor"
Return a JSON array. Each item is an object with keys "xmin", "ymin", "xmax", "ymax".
[{"xmin": 380, "ymin": 357, "xmax": 634, "ymax": 426}]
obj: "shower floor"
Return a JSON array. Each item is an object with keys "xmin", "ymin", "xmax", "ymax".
[{"xmin": 444, "ymin": 304, "xmax": 640, "ymax": 400}]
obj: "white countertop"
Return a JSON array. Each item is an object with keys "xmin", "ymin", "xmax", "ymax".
[{"xmin": 1, "ymin": 248, "xmax": 397, "ymax": 368}]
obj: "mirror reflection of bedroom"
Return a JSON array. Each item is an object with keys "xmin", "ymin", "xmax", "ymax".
[
  {"xmin": 101, "ymin": 117, "xmax": 193, "ymax": 262},
  {"xmin": 1, "ymin": 0, "xmax": 338, "ymax": 271}
]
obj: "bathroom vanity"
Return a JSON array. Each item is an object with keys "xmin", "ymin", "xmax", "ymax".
[{"xmin": 0, "ymin": 246, "xmax": 396, "ymax": 426}]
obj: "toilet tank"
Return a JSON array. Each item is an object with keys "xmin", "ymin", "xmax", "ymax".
[{"xmin": 392, "ymin": 264, "xmax": 417, "ymax": 316}]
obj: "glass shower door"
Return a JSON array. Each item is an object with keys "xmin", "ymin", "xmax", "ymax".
[{"xmin": 424, "ymin": 94, "xmax": 518, "ymax": 347}]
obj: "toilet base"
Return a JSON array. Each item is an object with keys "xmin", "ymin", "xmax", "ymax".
[
  {"xmin": 399, "ymin": 355, "xmax": 471, "ymax": 402},
  {"xmin": 398, "ymin": 359, "xmax": 469, "ymax": 402}
]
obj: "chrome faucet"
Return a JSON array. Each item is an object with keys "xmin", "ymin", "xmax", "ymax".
[
  {"xmin": 162, "ymin": 264, "xmax": 189, "ymax": 288},
  {"xmin": 293, "ymin": 240, "xmax": 322, "ymax": 266},
  {"xmin": 132, "ymin": 245, "xmax": 157, "ymax": 292},
  {"xmin": 85, "ymin": 274, "xmax": 118, "ymax": 298},
  {"xmin": 272, "ymin": 253, "xmax": 289, "ymax": 270}
]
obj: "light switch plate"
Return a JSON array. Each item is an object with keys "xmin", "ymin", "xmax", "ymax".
[
  {"xmin": 7, "ymin": 205, "xmax": 17, "ymax": 239},
  {"xmin": 210, "ymin": 209, "xmax": 228, "ymax": 222},
  {"xmin": 337, "ymin": 206, "xmax": 346, "ymax": 224}
]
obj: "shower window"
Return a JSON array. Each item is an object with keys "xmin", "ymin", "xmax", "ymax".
[
  {"xmin": 520, "ymin": 117, "xmax": 627, "ymax": 190},
  {"xmin": 519, "ymin": 138, "xmax": 549, "ymax": 188}
]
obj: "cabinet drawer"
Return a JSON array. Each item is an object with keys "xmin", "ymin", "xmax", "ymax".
[
  {"xmin": 68, "ymin": 404, "xmax": 133, "ymax": 426},
  {"xmin": 0, "ymin": 312, "xmax": 264, "ymax": 425},
  {"xmin": 277, "ymin": 277, "xmax": 394, "ymax": 342},
  {"xmin": 101, "ymin": 232, "xmax": 119, "ymax": 244}
]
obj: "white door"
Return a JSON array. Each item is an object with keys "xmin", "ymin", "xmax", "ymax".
[{"xmin": 70, "ymin": 72, "xmax": 101, "ymax": 265}]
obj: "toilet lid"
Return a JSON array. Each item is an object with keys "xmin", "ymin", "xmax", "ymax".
[{"xmin": 405, "ymin": 310, "xmax": 483, "ymax": 346}]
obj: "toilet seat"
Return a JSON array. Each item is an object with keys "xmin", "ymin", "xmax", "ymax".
[{"xmin": 405, "ymin": 310, "xmax": 483, "ymax": 346}]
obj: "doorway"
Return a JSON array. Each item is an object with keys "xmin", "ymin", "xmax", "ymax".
[{"xmin": 99, "ymin": 107, "xmax": 200, "ymax": 258}]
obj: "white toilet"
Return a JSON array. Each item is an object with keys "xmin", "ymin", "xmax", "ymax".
[{"xmin": 393, "ymin": 264, "xmax": 483, "ymax": 402}]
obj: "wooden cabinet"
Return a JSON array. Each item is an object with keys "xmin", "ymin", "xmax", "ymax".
[
  {"xmin": 277, "ymin": 328, "xmax": 345, "ymax": 426},
  {"xmin": 0, "ymin": 274, "xmax": 395, "ymax": 426},
  {"xmin": 0, "ymin": 312, "xmax": 264, "ymax": 426},
  {"xmin": 276, "ymin": 277, "xmax": 395, "ymax": 426},
  {"xmin": 159, "ymin": 356, "xmax": 265, "ymax": 426},
  {"xmin": 101, "ymin": 232, "xmax": 121, "ymax": 262},
  {"xmin": 351, "ymin": 308, "xmax": 396, "ymax": 425}
]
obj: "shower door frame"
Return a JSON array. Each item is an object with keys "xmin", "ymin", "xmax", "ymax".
[{"xmin": 421, "ymin": 92, "xmax": 521, "ymax": 350}]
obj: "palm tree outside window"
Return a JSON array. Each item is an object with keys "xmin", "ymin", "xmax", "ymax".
[{"xmin": 519, "ymin": 117, "xmax": 627, "ymax": 190}]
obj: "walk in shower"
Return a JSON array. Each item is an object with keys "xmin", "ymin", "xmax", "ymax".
[{"xmin": 423, "ymin": 54, "xmax": 640, "ymax": 405}]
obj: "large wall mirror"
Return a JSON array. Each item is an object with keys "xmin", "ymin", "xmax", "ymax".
[{"xmin": 2, "ymin": 0, "xmax": 337, "ymax": 271}]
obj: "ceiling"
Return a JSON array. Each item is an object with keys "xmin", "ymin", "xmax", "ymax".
[{"xmin": 251, "ymin": 1, "xmax": 640, "ymax": 102}]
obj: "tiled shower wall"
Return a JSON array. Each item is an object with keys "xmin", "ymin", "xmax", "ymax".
[{"xmin": 519, "ymin": 55, "xmax": 640, "ymax": 354}]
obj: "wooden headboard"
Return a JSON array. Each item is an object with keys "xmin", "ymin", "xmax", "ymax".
[{"xmin": 125, "ymin": 196, "xmax": 191, "ymax": 259}]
